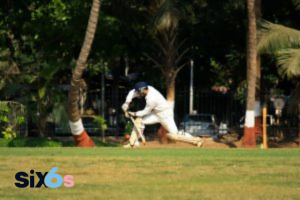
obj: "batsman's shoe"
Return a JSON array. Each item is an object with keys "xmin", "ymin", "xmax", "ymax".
[
  {"xmin": 123, "ymin": 141, "xmax": 140, "ymax": 148},
  {"xmin": 196, "ymin": 138, "xmax": 204, "ymax": 148}
]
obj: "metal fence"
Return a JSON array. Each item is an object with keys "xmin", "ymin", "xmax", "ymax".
[
  {"xmin": 63, "ymin": 87, "xmax": 298, "ymax": 139},
  {"xmin": 3, "ymin": 86, "xmax": 298, "ymax": 139}
]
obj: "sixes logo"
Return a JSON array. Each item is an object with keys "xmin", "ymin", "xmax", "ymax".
[{"xmin": 15, "ymin": 167, "xmax": 74, "ymax": 188}]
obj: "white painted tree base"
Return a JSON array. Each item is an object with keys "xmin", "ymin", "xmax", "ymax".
[
  {"xmin": 69, "ymin": 119, "xmax": 84, "ymax": 135},
  {"xmin": 245, "ymin": 110, "xmax": 255, "ymax": 127}
]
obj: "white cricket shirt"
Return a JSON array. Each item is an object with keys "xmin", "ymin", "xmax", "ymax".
[{"xmin": 125, "ymin": 86, "xmax": 171, "ymax": 117}]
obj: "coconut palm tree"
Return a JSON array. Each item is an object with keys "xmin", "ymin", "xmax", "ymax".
[
  {"xmin": 257, "ymin": 20, "xmax": 300, "ymax": 77},
  {"xmin": 256, "ymin": 1, "xmax": 300, "ymax": 76},
  {"xmin": 243, "ymin": 0, "xmax": 257, "ymax": 147},
  {"xmin": 146, "ymin": 0, "xmax": 199, "ymax": 143},
  {"xmin": 257, "ymin": 2, "xmax": 300, "ymax": 140},
  {"xmin": 254, "ymin": 0, "xmax": 262, "ymax": 136},
  {"xmin": 148, "ymin": 0, "xmax": 193, "ymax": 106},
  {"xmin": 68, "ymin": 0, "xmax": 101, "ymax": 147}
]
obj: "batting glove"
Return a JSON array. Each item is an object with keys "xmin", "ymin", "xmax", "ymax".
[
  {"xmin": 124, "ymin": 111, "xmax": 130, "ymax": 118},
  {"xmin": 128, "ymin": 111, "xmax": 136, "ymax": 117}
]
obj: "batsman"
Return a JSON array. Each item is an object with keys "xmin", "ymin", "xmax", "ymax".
[{"xmin": 122, "ymin": 81, "xmax": 203, "ymax": 148}]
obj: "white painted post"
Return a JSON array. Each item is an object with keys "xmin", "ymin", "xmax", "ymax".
[{"xmin": 189, "ymin": 59, "xmax": 194, "ymax": 115}]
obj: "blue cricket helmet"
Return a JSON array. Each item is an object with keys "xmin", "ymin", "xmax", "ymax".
[{"xmin": 134, "ymin": 81, "xmax": 148, "ymax": 92}]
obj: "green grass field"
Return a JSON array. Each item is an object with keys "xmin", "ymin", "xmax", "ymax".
[{"xmin": 0, "ymin": 148, "xmax": 300, "ymax": 200}]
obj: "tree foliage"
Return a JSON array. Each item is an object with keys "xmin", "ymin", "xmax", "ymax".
[
  {"xmin": 258, "ymin": 20, "xmax": 300, "ymax": 78},
  {"xmin": 0, "ymin": 0, "xmax": 299, "ymax": 136}
]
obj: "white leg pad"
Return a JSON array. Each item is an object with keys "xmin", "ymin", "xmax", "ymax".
[
  {"xmin": 167, "ymin": 133, "xmax": 203, "ymax": 147},
  {"xmin": 129, "ymin": 117, "xmax": 144, "ymax": 145}
]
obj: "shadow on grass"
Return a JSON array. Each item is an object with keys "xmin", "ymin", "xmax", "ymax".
[
  {"xmin": 211, "ymin": 134, "xmax": 238, "ymax": 148},
  {"xmin": 212, "ymin": 138, "xmax": 237, "ymax": 148}
]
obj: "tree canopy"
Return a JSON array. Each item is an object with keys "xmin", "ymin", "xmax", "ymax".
[{"xmin": 1, "ymin": 0, "xmax": 299, "ymax": 136}]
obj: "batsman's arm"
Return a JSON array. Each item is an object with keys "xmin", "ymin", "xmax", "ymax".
[
  {"xmin": 122, "ymin": 90, "xmax": 138, "ymax": 113},
  {"xmin": 135, "ymin": 100, "xmax": 157, "ymax": 117},
  {"xmin": 125, "ymin": 89, "xmax": 138, "ymax": 103}
]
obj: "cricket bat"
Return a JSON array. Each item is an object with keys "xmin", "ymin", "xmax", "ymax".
[{"xmin": 130, "ymin": 116, "xmax": 146, "ymax": 145}]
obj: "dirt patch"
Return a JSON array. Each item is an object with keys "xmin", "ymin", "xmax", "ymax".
[
  {"xmin": 116, "ymin": 133, "xmax": 300, "ymax": 148},
  {"xmin": 57, "ymin": 133, "xmax": 299, "ymax": 148},
  {"xmin": 138, "ymin": 135, "xmax": 243, "ymax": 148},
  {"xmin": 132, "ymin": 137, "xmax": 239, "ymax": 148}
]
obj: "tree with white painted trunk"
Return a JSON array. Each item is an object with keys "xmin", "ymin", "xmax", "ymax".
[
  {"xmin": 243, "ymin": 0, "xmax": 257, "ymax": 147},
  {"xmin": 254, "ymin": 0, "xmax": 262, "ymax": 136},
  {"xmin": 68, "ymin": 0, "xmax": 100, "ymax": 147}
]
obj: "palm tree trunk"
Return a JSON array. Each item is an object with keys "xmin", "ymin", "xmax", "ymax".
[
  {"xmin": 166, "ymin": 71, "xmax": 176, "ymax": 107},
  {"xmin": 243, "ymin": 0, "xmax": 257, "ymax": 147},
  {"xmin": 157, "ymin": 29, "xmax": 177, "ymax": 144},
  {"xmin": 68, "ymin": 0, "xmax": 101, "ymax": 147},
  {"xmin": 255, "ymin": 0, "xmax": 262, "ymax": 136},
  {"xmin": 157, "ymin": 74, "xmax": 176, "ymax": 144}
]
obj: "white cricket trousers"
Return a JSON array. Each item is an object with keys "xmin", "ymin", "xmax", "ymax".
[{"xmin": 142, "ymin": 108, "xmax": 178, "ymax": 134}]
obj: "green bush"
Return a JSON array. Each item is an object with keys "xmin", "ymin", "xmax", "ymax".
[
  {"xmin": 0, "ymin": 139, "xmax": 9, "ymax": 147},
  {"xmin": 0, "ymin": 101, "xmax": 25, "ymax": 139},
  {"xmin": 5, "ymin": 138, "xmax": 63, "ymax": 147},
  {"xmin": 123, "ymin": 121, "xmax": 133, "ymax": 136},
  {"xmin": 0, "ymin": 137, "xmax": 120, "ymax": 147}
]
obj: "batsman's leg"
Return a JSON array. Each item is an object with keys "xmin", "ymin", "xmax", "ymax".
[
  {"xmin": 167, "ymin": 133, "xmax": 203, "ymax": 147},
  {"xmin": 124, "ymin": 117, "xmax": 145, "ymax": 148},
  {"xmin": 155, "ymin": 109, "xmax": 203, "ymax": 147}
]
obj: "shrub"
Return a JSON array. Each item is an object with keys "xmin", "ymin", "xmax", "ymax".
[
  {"xmin": 0, "ymin": 137, "xmax": 120, "ymax": 147},
  {"xmin": 0, "ymin": 101, "xmax": 25, "ymax": 139}
]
